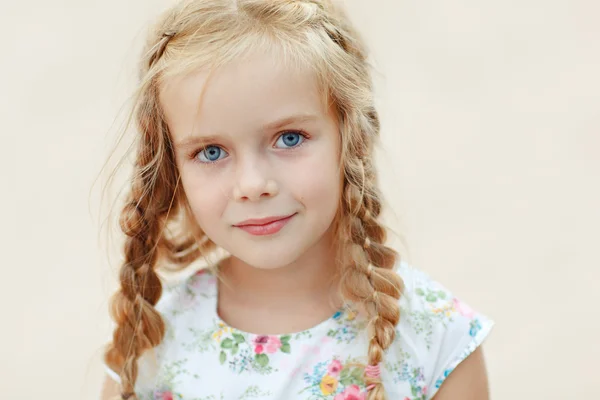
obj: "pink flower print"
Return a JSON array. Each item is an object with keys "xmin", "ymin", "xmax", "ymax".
[
  {"xmin": 187, "ymin": 268, "xmax": 209, "ymax": 288},
  {"xmin": 321, "ymin": 335, "xmax": 332, "ymax": 344},
  {"xmin": 253, "ymin": 335, "xmax": 269, "ymax": 354},
  {"xmin": 153, "ymin": 390, "xmax": 173, "ymax": 400},
  {"xmin": 253, "ymin": 335, "xmax": 283, "ymax": 354},
  {"xmin": 327, "ymin": 359, "xmax": 343, "ymax": 377},
  {"xmin": 265, "ymin": 336, "xmax": 282, "ymax": 354},
  {"xmin": 453, "ymin": 298, "xmax": 475, "ymax": 318},
  {"xmin": 333, "ymin": 384, "xmax": 365, "ymax": 400}
]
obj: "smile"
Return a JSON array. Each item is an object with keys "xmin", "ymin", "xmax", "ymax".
[{"xmin": 233, "ymin": 213, "xmax": 296, "ymax": 236}]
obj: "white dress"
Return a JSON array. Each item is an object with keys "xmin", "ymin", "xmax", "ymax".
[{"xmin": 106, "ymin": 261, "xmax": 494, "ymax": 400}]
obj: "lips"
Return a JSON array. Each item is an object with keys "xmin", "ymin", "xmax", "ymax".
[
  {"xmin": 233, "ymin": 213, "xmax": 296, "ymax": 236},
  {"xmin": 234, "ymin": 214, "xmax": 294, "ymax": 227}
]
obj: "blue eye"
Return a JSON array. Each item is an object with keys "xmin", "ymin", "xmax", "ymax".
[
  {"xmin": 197, "ymin": 145, "xmax": 227, "ymax": 163},
  {"xmin": 275, "ymin": 131, "xmax": 305, "ymax": 149}
]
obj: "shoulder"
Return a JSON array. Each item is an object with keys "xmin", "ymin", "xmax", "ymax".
[
  {"xmin": 156, "ymin": 267, "xmax": 218, "ymax": 317},
  {"xmin": 153, "ymin": 267, "xmax": 219, "ymax": 344},
  {"xmin": 105, "ymin": 269, "xmax": 216, "ymax": 384},
  {"xmin": 395, "ymin": 260, "xmax": 494, "ymax": 345},
  {"xmin": 387, "ymin": 260, "xmax": 494, "ymax": 399},
  {"xmin": 104, "ymin": 268, "xmax": 218, "ymax": 385}
]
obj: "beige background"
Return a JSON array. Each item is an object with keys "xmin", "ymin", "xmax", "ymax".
[{"xmin": 1, "ymin": 0, "xmax": 598, "ymax": 398}]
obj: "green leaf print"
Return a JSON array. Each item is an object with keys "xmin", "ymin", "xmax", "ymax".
[
  {"xmin": 280, "ymin": 343, "xmax": 291, "ymax": 354},
  {"xmin": 411, "ymin": 385, "xmax": 418, "ymax": 396},
  {"xmin": 219, "ymin": 350, "xmax": 226, "ymax": 365},
  {"xmin": 417, "ymin": 286, "xmax": 450, "ymax": 302},
  {"xmin": 184, "ymin": 327, "xmax": 215, "ymax": 354},
  {"xmin": 338, "ymin": 365, "xmax": 365, "ymax": 387},
  {"xmin": 255, "ymin": 353, "xmax": 269, "ymax": 367},
  {"xmin": 232, "ymin": 333, "xmax": 245, "ymax": 343},
  {"xmin": 195, "ymin": 394, "xmax": 225, "ymax": 400},
  {"xmin": 231, "ymin": 343, "xmax": 239, "ymax": 355},
  {"xmin": 340, "ymin": 368, "xmax": 350, "ymax": 379},
  {"xmin": 238, "ymin": 385, "xmax": 272, "ymax": 399},
  {"xmin": 161, "ymin": 359, "xmax": 190, "ymax": 390},
  {"xmin": 293, "ymin": 330, "xmax": 313, "ymax": 340},
  {"xmin": 221, "ymin": 338, "xmax": 234, "ymax": 349},
  {"xmin": 339, "ymin": 367, "xmax": 351, "ymax": 386},
  {"xmin": 350, "ymin": 367, "xmax": 364, "ymax": 381},
  {"xmin": 280, "ymin": 335, "xmax": 291, "ymax": 344}
]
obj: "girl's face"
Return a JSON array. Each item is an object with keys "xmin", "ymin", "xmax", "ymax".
[{"xmin": 160, "ymin": 51, "xmax": 342, "ymax": 269}]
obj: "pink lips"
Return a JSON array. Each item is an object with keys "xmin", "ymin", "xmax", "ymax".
[{"xmin": 234, "ymin": 214, "xmax": 296, "ymax": 236}]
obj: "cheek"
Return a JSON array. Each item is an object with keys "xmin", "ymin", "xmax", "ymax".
[
  {"xmin": 291, "ymin": 146, "xmax": 341, "ymax": 212},
  {"xmin": 180, "ymin": 168, "xmax": 229, "ymax": 229}
]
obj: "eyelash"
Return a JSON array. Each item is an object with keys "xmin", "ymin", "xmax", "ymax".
[{"xmin": 188, "ymin": 130, "xmax": 310, "ymax": 164}]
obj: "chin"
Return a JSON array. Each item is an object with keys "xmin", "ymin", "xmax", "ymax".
[
  {"xmin": 223, "ymin": 239, "xmax": 309, "ymax": 270},
  {"xmin": 207, "ymin": 218, "xmax": 336, "ymax": 270},
  {"xmin": 238, "ymin": 247, "xmax": 305, "ymax": 270}
]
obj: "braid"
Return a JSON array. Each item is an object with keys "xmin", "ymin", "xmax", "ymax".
[
  {"xmin": 105, "ymin": 183, "xmax": 166, "ymax": 398},
  {"xmin": 338, "ymin": 115, "xmax": 404, "ymax": 400},
  {"xmin": 104, "ymin": 89, "xmax": 183, "ymax": 399}
]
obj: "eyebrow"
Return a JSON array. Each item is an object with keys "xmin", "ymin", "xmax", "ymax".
[{"xmin": 174, "ymin": 114, "xmax": 319, "ymax": 148}]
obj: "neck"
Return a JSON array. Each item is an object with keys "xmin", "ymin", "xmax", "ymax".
[{"xmin": 219, "ymin": 235, "xmax": 340, "ymax": 309}]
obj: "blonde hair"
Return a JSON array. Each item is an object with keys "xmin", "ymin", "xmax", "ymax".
[{"xmin": 104, "ymin": 1, "xmax": 404, "ymax": 399}]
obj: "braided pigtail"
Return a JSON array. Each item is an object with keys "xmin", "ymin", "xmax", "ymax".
[
  {"xmin": 104, "ymin": 16, "xmax": 223, "ymax": 397},
  {"xmin": 104, "ymin": 86, "xmax": 185, "ymax": 399},
  {"xmin": 106, "ymin": 193, "xmax": 165, "ymax": 399},
  {"xmin": 337, "ymin": 112, "xmax": 404, "ymax": 400}
]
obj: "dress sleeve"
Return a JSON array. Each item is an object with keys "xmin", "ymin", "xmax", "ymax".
[
  {"xmin": 397, "ymin": 262, "xmax": 494, "ymax": 399},
  {"xmin": 426, "ymin": 298, "xmax": 494, "ymax": 398}
]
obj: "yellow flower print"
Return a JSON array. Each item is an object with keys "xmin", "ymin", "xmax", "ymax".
[
  {"xmin": 432, "ymin": 303, "xmax": 455, "ymax": 317},
  {"xmin": 320, "ymin": 374, "xmax": 338, "ymax": 395},
  {"xmin": 346, "ymin": 310, "xmax": 357, "ymax": 321},
  {"xmin": 212, "ymin": 322, "xmax": 233, "ymax": 342}
]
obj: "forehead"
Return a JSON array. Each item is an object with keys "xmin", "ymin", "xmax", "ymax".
[{"xmin": 159, "ymin": 51, "xmax": 329, "ymax": 139}]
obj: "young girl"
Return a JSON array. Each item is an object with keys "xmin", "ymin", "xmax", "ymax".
[{"xmin": 102, "ymin": 1, "xmax": 494, "ymax": 399}]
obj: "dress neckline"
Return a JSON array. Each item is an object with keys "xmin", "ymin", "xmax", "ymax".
[{"xmin": 195, "ymin": 267, "xmax": 353, "ymax": 338}]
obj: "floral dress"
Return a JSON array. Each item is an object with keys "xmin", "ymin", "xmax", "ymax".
[{"xmin": 106, "ymin": 261, "xmax": 494, "ymax": 400}]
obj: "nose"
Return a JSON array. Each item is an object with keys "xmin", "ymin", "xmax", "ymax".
[{"xmin": 232, "ymin": 158, "xmax": 279, "ymax": 202}]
